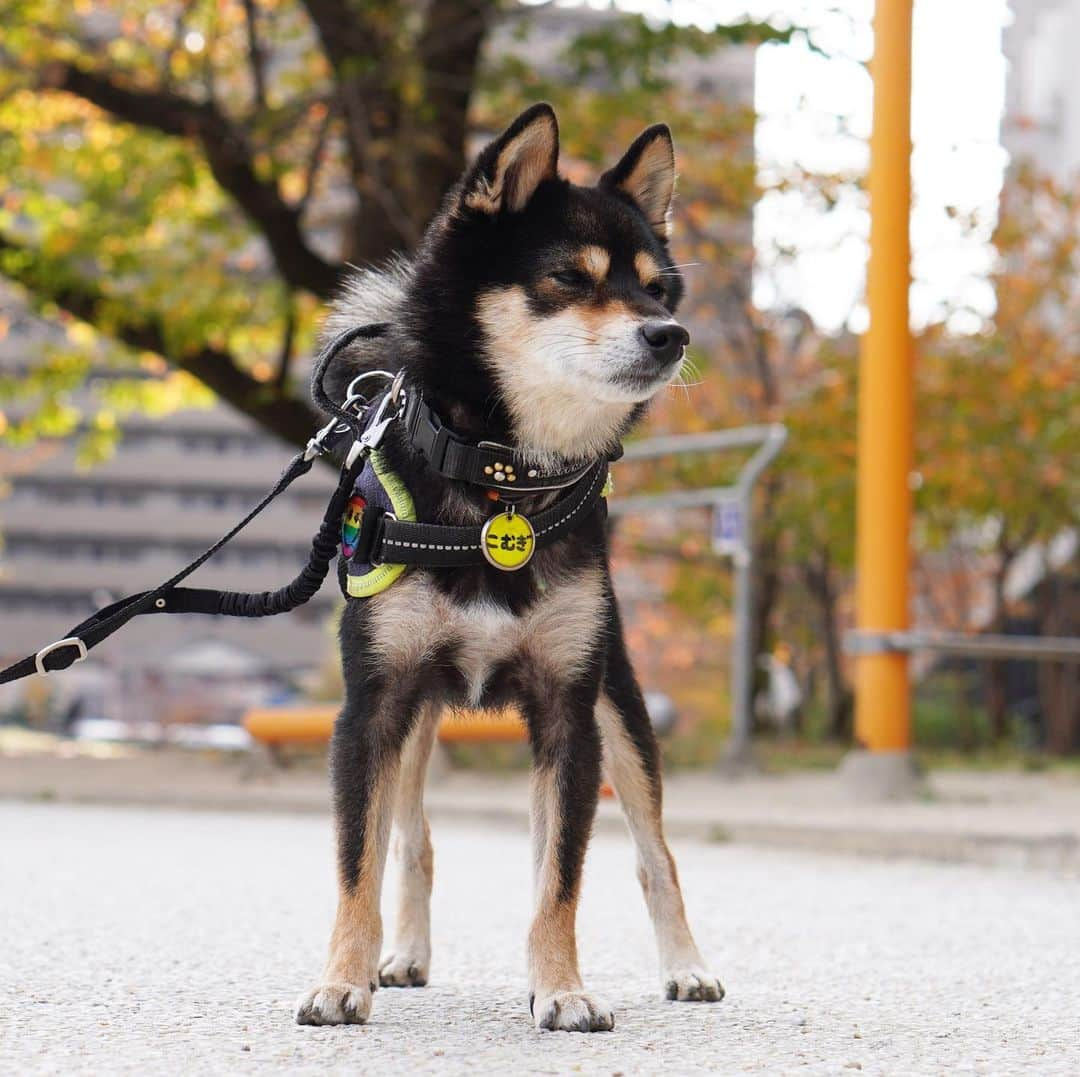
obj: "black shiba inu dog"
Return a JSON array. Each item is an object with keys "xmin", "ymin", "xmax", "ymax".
[{"xmin": 297, "ymin": 103, "xmax": 723, "ymax": 1033}]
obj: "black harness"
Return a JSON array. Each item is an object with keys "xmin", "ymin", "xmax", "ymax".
[
  {"xmin": 361, "ymin": 459, "xmax": 608, "ymax": 569},
  {"xmin": 0, "ymin": 325, "xmax": 612, "ymax": 685}
]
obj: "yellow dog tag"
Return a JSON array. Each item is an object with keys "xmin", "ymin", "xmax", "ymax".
[{"xmin": 481, "ymin": 510, "xmax": 535, "ymax": 571}]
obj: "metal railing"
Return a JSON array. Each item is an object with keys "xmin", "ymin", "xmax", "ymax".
[
  {"xmin": 609, "ymin": 424, "xmax": 789, "ymax": 766},
  {"xmin": 845, "ymin": 630, "xmax": 1080, "ymax": 663}
]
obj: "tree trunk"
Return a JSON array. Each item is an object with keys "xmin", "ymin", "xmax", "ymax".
[
  {"xmin": 984, "ymin": 552, "xmax": 1012, "ymax": 744},
  {"xmin": 804, "ymin": 551, "xmax": 853, "ymax": 742},
  {"xmin": 751, "ymin": 477, "xmax": 781, "ymax": 732},
  {"xmin": 1037, "ymin": 575, "xmax": 1079, "ymax": 755}
]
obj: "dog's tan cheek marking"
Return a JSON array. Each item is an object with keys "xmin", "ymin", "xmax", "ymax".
[
  {"xmin": 635, "ymin": 250, "xmax": 661, "ymax": 288},
  {"xmin": 595, "ymin": 693, "xmax": 703, "ymax": 973},
  {"xmin": 477, "ymin": 285, "xmax": 535, "ymax": 343},
  {"xmin": 577, "ymin": 245, "xmax": 610, "ymax": 281},
  {"xmin": 476, "ymin": 287, "xmax": 636, "ymax": 460}
]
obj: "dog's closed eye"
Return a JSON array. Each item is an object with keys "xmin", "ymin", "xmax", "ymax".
[{"xmin": 551, "ymin": 268, "xmax": 592, "ymax": 288}]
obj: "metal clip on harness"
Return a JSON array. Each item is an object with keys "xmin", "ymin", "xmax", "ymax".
[{"xmin": 344, "ymin": 370, "xmax": 406, "ymax": 467}]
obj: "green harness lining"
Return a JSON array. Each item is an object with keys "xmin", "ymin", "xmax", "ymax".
[{"xmin": 346, "ymin": 449, "xmax": 417, "ymax": 598}]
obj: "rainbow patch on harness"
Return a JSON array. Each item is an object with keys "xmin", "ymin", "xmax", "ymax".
[{"xmin": 341, "ymin": 494, "xmax": 366, "ymax": 558}]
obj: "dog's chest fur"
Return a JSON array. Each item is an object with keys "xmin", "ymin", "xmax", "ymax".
[{"xmin": 365, "ymin": 565, "xmax": 605, "ymax": 706}]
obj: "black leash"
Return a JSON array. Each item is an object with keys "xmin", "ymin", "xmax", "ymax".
[
  {"xmin": 0, "ymin": 426, "xmax": 361, "ymax": 684},
  {"xmin": 0, "ymin": 324, "xmax": 382, "ymax": 686}
]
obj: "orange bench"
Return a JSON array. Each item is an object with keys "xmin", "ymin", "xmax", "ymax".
[
  {"xmin": 242, "ymin": 704, "xmax": 527, "ymax": 746},
  {"xmin": 241, "ymin": 704, "xmax": 615, "ymax": 797}
]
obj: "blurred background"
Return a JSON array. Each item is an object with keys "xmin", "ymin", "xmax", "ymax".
[{"xmin": 0, "ymin": 0, "xmax": 1076, "ymax": 771}]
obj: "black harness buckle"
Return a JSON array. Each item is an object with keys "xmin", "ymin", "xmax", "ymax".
[{"xmin": 407, "ymin": 396, "xmax": 453, "ymax": 472}]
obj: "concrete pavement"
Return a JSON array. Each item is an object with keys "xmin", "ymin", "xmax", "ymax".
[
  {"xmin": 2, "ymin": 744, "xmax": 1080, "ymax": 870},
  {"xmin": 2, "ymin": 802, "xmax": 1079, "ymax": 1075}
]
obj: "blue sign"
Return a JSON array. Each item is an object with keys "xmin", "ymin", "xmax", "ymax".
[{"xmin": 712, "ymin": 497, "xmax": 744, "ymax": 556}]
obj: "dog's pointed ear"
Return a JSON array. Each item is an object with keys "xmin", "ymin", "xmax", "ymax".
[
  {"xmin": 600, "ymin": 124, "xmax": 676, "ymax": 240},
  {"xmin": 459, "ymin": 103, "xmax": 559, "ymax": 215}
]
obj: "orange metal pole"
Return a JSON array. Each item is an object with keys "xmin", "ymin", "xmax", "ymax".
[{"xmin": 854, "ymin": 0, "xmax": 914, "ymax": 752}]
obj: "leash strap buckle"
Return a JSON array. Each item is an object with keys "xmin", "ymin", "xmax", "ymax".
[
  {"xmin": 35, "ymin": 637, "xmax": 88, "ymax": 676},
  {"xmin": 305, "ymin": 417, "xmax": 349, "ymax": 462},
  {"xmin": 345, "ymin": 371, "xmax": 406, "ymax": 468}
]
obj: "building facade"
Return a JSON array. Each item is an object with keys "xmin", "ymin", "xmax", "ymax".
[{"xmin": 1002, "ymin": 0, "xmax": 1080, "ymax": 178}]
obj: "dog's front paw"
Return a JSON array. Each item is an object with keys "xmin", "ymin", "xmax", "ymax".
[
  {"xmin": 664, "ymin": 967, "xmax": 725, "ymax": 1002},
  {"xmin": 296, "ymin": 981, "xmax": 374, "ymax": 1026},
  {"xmin": 379, "ymin": 951, "xmax": 429, "ymax": 987},
  {"xmin": 531, "ymin": 990, "xmax": 614, "ymax": 1032}
]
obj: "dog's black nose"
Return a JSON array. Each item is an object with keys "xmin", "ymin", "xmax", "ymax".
[{"xmin": 640, "ymin": 320, "xmax": 690, "ymax": 365}]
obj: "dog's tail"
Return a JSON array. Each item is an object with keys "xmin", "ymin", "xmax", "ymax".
[{"xmin": 313, "ymin": 255, "xmax": 413, "ymax": 407}]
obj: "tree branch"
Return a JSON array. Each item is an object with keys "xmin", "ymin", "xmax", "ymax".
[
  {"xmin": 275, "ymin": 297, "xmax": 297, "ymax": 391},
  {"xmin": 414, "ymin": 0, "xmax": 497, "ymax": 216},
  {"xmin": 298, "ymin": 102, "xmax": 335, "ymax": 216},
  {"xmin": 43, "ymin": 61, "xmax": 343, "ymax": 299},
  {"xmin": 298, "ymin": 0, "xmax": 496, "ymax": 264},
  {"xmin": 0, "ymin": 234, "xmax": 321, "ymax": 449},
  {"xmin": 241, "ymin": 0, "xmax": 268, "ymax": 113}
]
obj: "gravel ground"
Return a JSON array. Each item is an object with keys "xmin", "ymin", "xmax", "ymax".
[{"xmin": 2, "ymin": 802, "xmax": 1078, "ymax": 1076}]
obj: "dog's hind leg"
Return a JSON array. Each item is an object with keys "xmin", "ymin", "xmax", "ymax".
[
  {"xmin": 522, "ymin": 677, "xmax": 614, "ymax": 1033},
  {"xmin": 379, "ymin": 701, "xmax": 440, "ymax": 988},
  {"xmin": 296, "ymin": 688, "xmax": 420, "ymax": 1026},
  {"xmin": 598, "ymin": 610, "xmax": 725, "ymax": 1004}
]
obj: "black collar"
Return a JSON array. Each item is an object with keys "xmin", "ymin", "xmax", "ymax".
[{"xmin": 402, "ymin": 388, "xmax": 620, "ymax": 492}]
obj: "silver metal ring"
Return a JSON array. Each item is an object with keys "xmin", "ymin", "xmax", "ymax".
[{"xmin": 344, "ymin": 369, "xmax": 395, "ymax": 402}]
